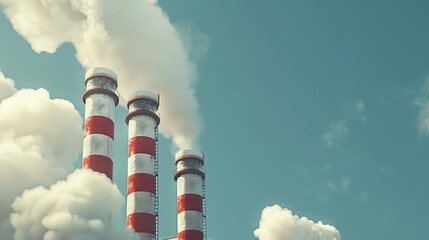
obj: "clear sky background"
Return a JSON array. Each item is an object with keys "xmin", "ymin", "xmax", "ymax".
[{"xmin": 1, "ymin": 0, "xmax": 429, "ymax": 239}]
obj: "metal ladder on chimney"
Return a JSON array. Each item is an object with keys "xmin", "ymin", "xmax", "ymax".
[
  {"xmin": 154, "ymin": 127, "xmax": 159, "ymax": 240},
  {"xmin": 202, "ymin": 179, "xmax": 207, "ymax": 240}
]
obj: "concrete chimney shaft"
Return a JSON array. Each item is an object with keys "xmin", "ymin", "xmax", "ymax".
[
  {"xmin": 82, "ymin": 67, "xmax": 119, "ymax": 180},
  {"xmin": 174, "ymin": 149, "xmax": 205, "ymax": 240},
  {"xmin": 126, "ymin": 90, "xmax": 160, "ymax": 240}
]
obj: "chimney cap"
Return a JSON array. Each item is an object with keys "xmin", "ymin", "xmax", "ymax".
[
  {"xmin": 127, "ymin": 90, "xmax": 159, "ymax": 108},
  {"xmin": 85, "ymin": 67, "xmax": 118, "ymax": 83},
  {"xmin": 175, "ymin": 149, "xmax": 204, "ymax": 163}
]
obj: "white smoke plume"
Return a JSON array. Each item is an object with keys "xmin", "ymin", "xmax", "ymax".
[
  {"xmin": 0, "ymin": 0, "xmax": 205, "ymax": 149},
  {"xmin": 254, "ymin": 205, "xmax": 341, "ymax": 240},
  {"xmin": 0, "ymin": 72, "xmax": 134, "ymax": 239}
]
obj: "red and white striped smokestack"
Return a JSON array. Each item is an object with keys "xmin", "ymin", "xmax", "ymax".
[
  {"xmin": 174, "ymin": 149, "xmax": 205, "ymax": 240},
  {"xmin": 82, "ymin": 67, "xmax": 119, "ymax": 180},
  {"xmin": 126, "ymin": 90, "xmax": 160, "ymax": 240}
]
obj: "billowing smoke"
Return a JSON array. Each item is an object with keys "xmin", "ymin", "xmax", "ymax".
[
  {"xmin": 0, "ymin": 0, "xmax": 205, "ymax": 149},
  {"xmin": 0, "ymin": 72, "xmax": 134, "ymax": 239},
  {"xmin": 254, "ymin": 205, "xmax": 341, "ymax": 240}
]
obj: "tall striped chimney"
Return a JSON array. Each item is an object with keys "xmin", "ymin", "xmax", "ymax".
[
  {"xmin": 174, "ymin": 149, "xmax": 206, "ymax": 240},
  {"xmin": 82, "ymin": 67, "xmax": 119, "ymax": 180},
  {"xmin": 126, "ymin": 90, "xmax": 160, "ymax": 240}
]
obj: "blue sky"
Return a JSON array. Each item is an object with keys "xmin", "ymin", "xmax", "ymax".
[{"xmin": 1, "ymin": 0, "xmax": 429, "ymax": 239}]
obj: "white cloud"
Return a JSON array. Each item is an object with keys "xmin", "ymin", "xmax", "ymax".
[
  {"xmin": 415, "ymin": 79, "xmax": 429, "ymax": 134},
  {"xmin": 417, "ymin": 106, "xmax": 429, "ymax": 134},
  {"xmin": 356, "ymin": 100, "xmax": 365, "ymax": 113},
  {"xmin": 10, "ymin": 169, "xmax": 137, "ymax": 240},
  {"xmin": 323, "ymin": 121, "xmax": 348, "ymax": 148},
  {"xmin": 254, "ymin": 205, "xmax": 341, "ymax": 240},
  {"xmin": 322, "ymin": 99, "xmax": 366, "ymax": 148},
  {"xmin": 0, "ymin": 0, "xmax": 207, "ymax": 150},
  {"xmin": 0, "ymin": 71, "xmax": 17, "ymax": 101},
  {"xmin": 0, "ymin": 73, "xmax": 82, "ymax": 237},
  {"xmin": 327, "ymin": 177, "xmax": 351, "ymax": 192},
  {"xmin": 352, "ymin": 99, "xmax": 366, "ymax": 122},
  {"xmin": 0, "ymin": 73, "xmax": 83, "ymax": 237}
]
